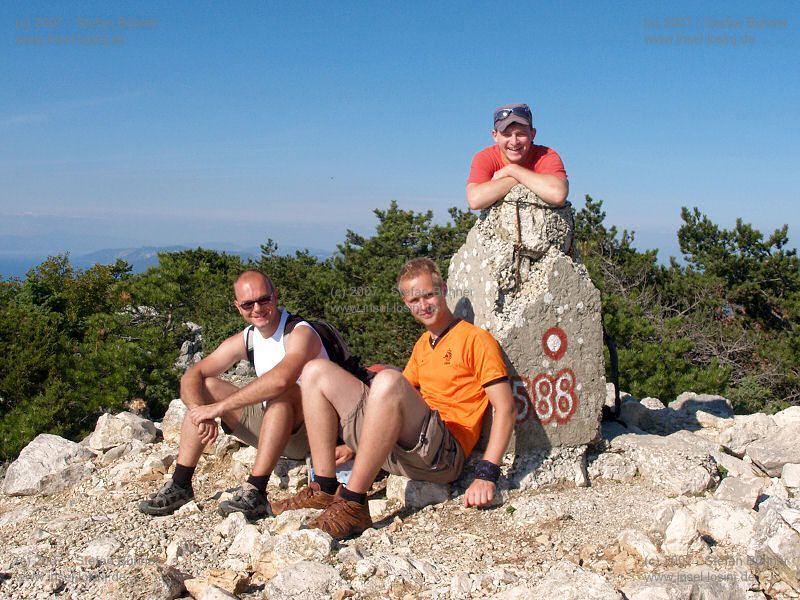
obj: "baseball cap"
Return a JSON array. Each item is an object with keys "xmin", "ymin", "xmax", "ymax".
[{"xmin": 493, "ymin": 103, "xmax": 533, "ymax": 132}]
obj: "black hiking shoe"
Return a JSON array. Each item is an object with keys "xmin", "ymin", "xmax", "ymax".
[
  {"xmin": 218, "ymin": 482, "xmax": 272, "ymax": 521},
  {"xmin": 138, "ymin": 480, "xmax": 194, "ymax": 516}
]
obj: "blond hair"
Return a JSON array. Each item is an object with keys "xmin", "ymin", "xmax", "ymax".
[{"xmin": 396, "ymin": 258, "xmax": 444, "ymax": 289}]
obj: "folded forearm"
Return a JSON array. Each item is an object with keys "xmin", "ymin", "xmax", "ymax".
[
  {"xmin": 508, "ymin": 166, "xmax": 568, "ymax": 206},
  {"xmin": 466, "ymin": 178, "xmax": 517, "ymax": 209}
]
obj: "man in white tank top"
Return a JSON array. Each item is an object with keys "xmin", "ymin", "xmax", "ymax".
[{"xmin": 139, "ymin": 269, "xmax": 328, "ymax": 520}]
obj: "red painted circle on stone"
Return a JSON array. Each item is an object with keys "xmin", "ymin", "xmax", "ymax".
[{"xmin": 542, "ymin": 327, "xmax": 568, "ymax": 361}]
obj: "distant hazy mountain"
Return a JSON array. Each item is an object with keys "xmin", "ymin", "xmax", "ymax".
[{"xmin": 0, "ymin": 243, "xmax": 333, "ymax": 279}]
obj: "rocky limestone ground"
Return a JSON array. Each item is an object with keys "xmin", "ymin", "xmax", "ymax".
[{"xmin": 1, "ymin": 389, "xmax": 799, "ymax": 600}]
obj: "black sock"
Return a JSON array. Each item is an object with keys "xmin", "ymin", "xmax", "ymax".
[
  {"xmin": 340, "ymin": 485, "xmax": 366, "ymax": 505},
  {"xmin": 247, "ymin": 474, "xmax": 270, "ymax": 494},
  {"xmin": 172, "ymin": 464, "xmax": 195, "ymax": 489},
  {"xmin": 315, "ymin": 475, "xmax": 339, "ymax": 495}
]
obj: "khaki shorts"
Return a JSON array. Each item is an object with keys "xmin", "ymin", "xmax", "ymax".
[
  {"xmin": 221, "ymin": 403, "xmax": 310, "ymax": 460},
  {"xmin": 340, "ymin": 384, "xmax": 465, "ymax": 483}
]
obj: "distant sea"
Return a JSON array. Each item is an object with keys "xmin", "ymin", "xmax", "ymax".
[
  {"xmin": 0, "ymin": 253, "xmax": 45, "ymax": 279},
  {"xmin": 0, "ymin": 245, "xmax": 332, "ymax": 280}
]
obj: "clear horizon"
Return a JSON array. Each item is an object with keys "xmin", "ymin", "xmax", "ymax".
[{"xmin": 2, "ymin": 1, "xmax": 798, "ymax": 267}]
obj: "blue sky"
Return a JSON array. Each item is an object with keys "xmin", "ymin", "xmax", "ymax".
[{"xmin": 2, "ymin": 1, "xmax": 798, "ymax": 261}]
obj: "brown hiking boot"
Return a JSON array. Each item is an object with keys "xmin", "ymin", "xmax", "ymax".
[
  {"xmin": 307, "ymin": 494, "xmax": 373, "ymax": 539},
  {"xmin": 271, "ymin": 481, "xmax": 336, "ymax": 515}
]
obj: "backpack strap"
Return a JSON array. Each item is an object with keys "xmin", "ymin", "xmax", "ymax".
[
  {"xmin": 284, "ymin": 313, "xmax": 303, "ymax": 335},
  {"xmin": 245, "ymin": 324, "xmax": 255, "ymax": 367}
]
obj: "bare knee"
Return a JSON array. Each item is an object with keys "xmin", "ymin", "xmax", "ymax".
[
  {"xmin": 179, "ymin": 367, "xmax": 197, "ymax": 407},
  {"xmin": 369, "ymin": 369, "xmax": 407, "ymax": 397},
  {"xmin": 301, "ymin": 358, "xmax": 339, "ymax": 391},
  {"xmin": 366, "ymin": 370, "xmax": 408, "ymax": 412}
]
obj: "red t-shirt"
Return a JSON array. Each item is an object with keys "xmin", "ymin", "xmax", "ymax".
[{"xmin": 467, "ymin": 144, "xmax": 568, "ymax": 184}]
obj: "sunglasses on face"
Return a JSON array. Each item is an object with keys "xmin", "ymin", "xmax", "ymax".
[
  {"xmin": 237, "ymin": 293, "xmax": 273, "ymax": 311},
  {"xmin": 493, "ymin": 106, "xmax": 532, "ymax": 124}
]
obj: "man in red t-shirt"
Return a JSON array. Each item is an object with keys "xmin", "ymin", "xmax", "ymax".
[{"xmin": 467, "ymin": 103, "xmax": 568, "ymax": 210}]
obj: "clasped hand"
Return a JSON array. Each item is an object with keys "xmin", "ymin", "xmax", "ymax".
[{"xmin": 188, "ymin": 404, "xmax": 223, "ymax": 445}]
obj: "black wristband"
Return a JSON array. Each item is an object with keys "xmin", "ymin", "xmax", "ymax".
[{"xmin": 474, "ymin": 459, "xmax": 501, "ymax": 483}]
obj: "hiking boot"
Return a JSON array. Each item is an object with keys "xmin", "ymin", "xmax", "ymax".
[
  {"xmin": 307, "ymin": 494, "xmax": 373, "ymax": 540},
  {"xmin": 218, "ymin": 482, "xmax": 272, "ymax": 521},
  {"xmin": 271, "ymin": 481, "xmax": 337, "ymax": 515},
  {"xmin": 138, "ymin": 480, "xmax": 194, "ymax": 516}
]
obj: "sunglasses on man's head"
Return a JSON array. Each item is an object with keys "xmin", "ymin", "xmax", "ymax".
[
  {"xmin": 493, "ymin": 106, "xmax": 532, "ymax": 124},
  {"xmin": 237, "ymin": 293, "xmax": 273, "ymax": 311}
]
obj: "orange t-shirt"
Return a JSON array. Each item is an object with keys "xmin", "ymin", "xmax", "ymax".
[
  {"xmin": 467, "ymin": 144, "xmax": 568, "ymax": 183},
  {"xmin": 402, "ymin": 320, "xmax": 508, "ymax": 457}
]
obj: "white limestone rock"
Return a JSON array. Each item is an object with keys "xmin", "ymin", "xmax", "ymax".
[
  {"xmin": 0, "ymin": 504, "xmax": 38, "ymax": 527},
  {"xmin": 648, "ymin": 498, "xmax": 689, "ymax": 536},
  {"xmin": 447, "ymin": 196, "xmax": 606, "ymax": 452},
  {"xmin": 232, "ymin": 445, "xmax": 256, "ymax": 467},
  {"xmin": 450, "ymin": 571, "xmax": 472, "ymax": 597},
  {"xmin": 720, "ymin": 413, "xmax": 777, "ymax": 457},
  {"xmin": 165, "ymin": 537, "xmax": 200, "ymax": 565},
  {"xmin": 99, "ymin": 439, "xmax": 148, "ymax": 466},
  {"xmin": 528, "ymin": 560, "xmax": 623, "ymax": 599},
  {"xmin": 617, "ymin": 529, "xmax": 659, "ymax": 563},
  {"xmin": 206, "ymin": 433, "xmax": 239, "ymax": 457},
  {"xmin": 96, "ymin": 563, "xmax": 187, "ymax": 600},
  {"xmin": 87, "ymin": 411, "xmax": 158, "ymax": 451},
  {"xmin": 199, "ymin": 586, "xmax": 239, "ymax": 600},
  {"xmin": 782, "ymin": 463, "xmax": 800, "ymax": 489},
  {"xmin": 693, "ymin": 409, "xmax": 733, "ymax": 430},
  {"xmin": 669, "ymin": 392, "xmax": 734, "ymax": 418},
  {"xmin": 214, "ymin": 511, "xmax": 248, "ymax": 539},
  {"xmin": 608, "ymin": 431, "xmax": 717, "ymax": 496},
  {"xmin": 174, "ymin": 500, "xmax": 200, "ymax": 515},
  {"xmin": 80, "ymin": 535, "xmax": 122, "ymax": 561},
  {"xmin": 2, "ymin": 433, "xmax": 96, "ymax": 496},
  {"xmin": 623, "ymin": 566, "xmax": 757, "ymax": 600},
  {"xmin": 354, "ymin": 553, "xmax": 440, "ymax": 586},
  {"xmin": 617, "ymin": 398, "xmax": 659, "ymax": 430},
  {"xmin": 746, "ymin": 425, "xmax": 800, "ymax": 477},
  {"xmin": 268, "ymin": 508, "xmax": 319, "ymax": 535},
  {"xmin": 227, "ymin": 524, "xmax": 265, "ymax": 560},
  {"xmin": 641, "ymin": 397, "xmax": 667, "ymax": 410},
  {"xmin": 692, "ymin": 499, "xmax": 756, "ymax": 546},
  {"xmin": 772, "ymin": 406, "xmax": 800, "ymax": 428},
  {"xmin": 588, "ymin": 452, "xmax": 637, "ymax": 482},
  {"xmin": 662, "ymin": 507, "xmax": 708, "ymax": 556},
  {"xmin": 184, "ymin": 569, "xmax": 248, "ymax": 598},
  {"xmin": 271, "ymin": 528, "xmax": 334, "ymax": 569},
  {"xmin": 268, "ymin": 458, "xmax": 307, "ymax": 491},
  {"xmin": 747, "ymin": 497, "xmax": 800, "ymax": 596},
  {"xmin": 387, "ymin": 474, "xmax": 450, "ymax": 508},
  {"xmin": 761, "ymin": 477, "xmax": 790, "ymax": 503},
  {"xmin": 140, "ymin": 452, "xmax": 176, "ymax": 479},
  {"xmin": 265, "ymin": 560, "xmax": 344, "ymax": 600},
  {"xmin": 160, "ymin": 399, "xmax": 186, "ymax": 444},
  {"xmin": 714, "ymin": 476, "xmax": 765, "ymax": 509},
  {"xmin": 713, "ymin": 451, "xmax": 763, "ymax": 482}
]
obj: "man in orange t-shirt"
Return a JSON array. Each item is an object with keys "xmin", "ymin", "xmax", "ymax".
[
  {"xmin": 467, "ymin": 103, "xmax": 569, "ymax": 210},
  {"xmin": 273, "ymin": 258, "xmax": 516, "ymax": 540}
]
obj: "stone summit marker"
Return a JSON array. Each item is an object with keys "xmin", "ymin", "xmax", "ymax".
[{"xmin": 447, "ymin": 185, "xmax": 606, "ymax": 483}]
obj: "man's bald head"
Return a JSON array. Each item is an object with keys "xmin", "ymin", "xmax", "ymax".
[{"xmin": 233, "ymin": 269, "xmax": 275, "ymax": 294}]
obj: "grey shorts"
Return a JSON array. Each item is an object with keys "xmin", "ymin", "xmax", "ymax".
[
  {"xmin": 340, "ymin": 384, "xmax": 465, "ymax": 483},
  {"xmin": 221, "ymin": 403, "xmax": 310, "ymax": 460}
]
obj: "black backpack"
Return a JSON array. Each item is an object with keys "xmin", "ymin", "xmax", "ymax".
[{"xmin": 245, "ymin": 314, "xmax": 371, "ymax": 384}]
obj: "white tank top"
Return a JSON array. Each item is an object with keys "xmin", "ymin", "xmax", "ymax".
[{"xmin": 243, "ymin": 309, "xmax": 329, "ymax": 381}]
